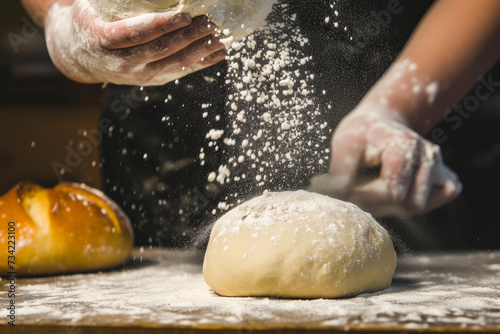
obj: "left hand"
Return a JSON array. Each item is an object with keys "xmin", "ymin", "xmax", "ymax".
[{"xmin": 45, "ymin": 0, "xmax": 226, "ymax": 86}]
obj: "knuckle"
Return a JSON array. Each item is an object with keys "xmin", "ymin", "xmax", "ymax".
[
  {"xmin": 100, "ymin": 38, "xmax": 112, "ymax": 49},
  {"xmin": 101, "ymin": 24, "xmax": 120, "ymax": 46},
  {"xmin": 125, "ymin": 30, "xmax": 143, "ymax": 44},
  {"xmin": 152, "ymin": 41, "xmax": 172, "ymax": 57},
  {"xmin": 195, "ymin": 15, "xmax": 212, "ymax": 30},
  {"xmin": 155, "ymin": 19, "xmax": 172, "ymax": 35},
  {"xmin": 403, "ymin": 136, "xmax": 420, "ymax": 153},
  {"xmin": 422, "ymin": 142, "xmax": 441, "ymax": 164},
  {"xmin": 184, "ymin": 16, "xmax": 211, "ymax": 41},
  {"xmin": 102, "ymin": 25, "xmax": 144, "ymax": 48},
  {"xmin": 182, "ymin": 27, "xmax": 199, "ymax": 42}
]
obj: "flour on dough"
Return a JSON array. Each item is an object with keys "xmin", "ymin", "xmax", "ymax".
[
  {"xmin": 203, "ymin": 190, "xmax": 397, "ymax": 298},
  {"xmin": 88, "ymin": 0, "xmax": 276, "ymax": 42}
]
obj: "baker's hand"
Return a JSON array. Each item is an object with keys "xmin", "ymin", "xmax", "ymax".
[
  {"xmin": 311, "ymin": 103, "xmax": 462, "ymax": 217},
  {"xmin": 45, "ymin": 0, "xmax": 226, "ymax": 86}
]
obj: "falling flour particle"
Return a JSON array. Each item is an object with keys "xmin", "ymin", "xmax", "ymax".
[
  {"xmin": 208, "ymin": 172, "xmax": 217, "ymax": 183},
  {"xmin": 425, "ymin": 82, "xmax": 439, "ymax": 104},
  {"xmin": 145, "ymin": 1, "xmax": 339, "ymax": 217},
  {"xmin": 206, "ymin": 129, "xmax": 225, "ymax": 140}
]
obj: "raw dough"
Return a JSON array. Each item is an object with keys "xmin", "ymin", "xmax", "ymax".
[
  {"xmin": 203, "ymin": 190, "xmax": 397, "ymax": 298},
  {"xmin": 88, "ymin": 0, "xmax": 276, "ymax": 42}
]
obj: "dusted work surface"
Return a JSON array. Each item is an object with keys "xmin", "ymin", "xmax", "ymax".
[{"xmin": 1, "ymin": 249, "xmax": 499, "ymax": 333}]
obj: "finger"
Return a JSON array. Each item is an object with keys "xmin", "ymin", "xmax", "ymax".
[
  {"xmin": 424, "ymin": 165, "xmax": 462, "ymax": 212},
  {"xmin": 101, "ymin": 12, "xmax": 193, "ymax": 49},
  {"xmin": 379, "ymin": 138, "xmax": 420, "ymax": 202},
  {"xmin": 434, "ymin": 163, "xmax": 462, "ymax": 188},
  {"xmin": 141, "ymin": 49, "xmax": 226, "ymax": 85},
  {"xmin": 146, "ymin": 35, "xmax": 226, "ymax": 74},
  {"xmin": 350, "ymin": 164, "xmax": 462, "ymax": 217},
  {"xmin": 134, "ymin": 25, "xmax": 226, "ymax": 64},
  {"xmin": 201, "ymin": 48, "xmax": 228, "ymax": 65},
  {"xmin": 188, "ymin": 48, "xmax": 228, "ymax": 71},
  {"xmin": 406, "ymin": 144, "xmax": 440, "ymax": 210}
]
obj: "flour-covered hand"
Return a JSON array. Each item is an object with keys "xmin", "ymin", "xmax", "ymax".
[
  {"xmin": 45, "ymin": 0, "xmax": 226, "ymax": 86},
  {"xmin": 319, "ymin": 104, "xmax": 462, "ymax": 217}
]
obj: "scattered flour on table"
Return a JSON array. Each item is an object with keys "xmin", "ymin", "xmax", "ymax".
[
  {"xmin": 488, "ymin": 263, "xmax": 500, "ymax": 271},
  {"xmin": 8, "ymin": 252, "xmax": 500, "ymax": 329}
]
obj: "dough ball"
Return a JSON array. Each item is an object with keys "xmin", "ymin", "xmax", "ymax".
[
  {"xmin": 88, "ymin": 0, "xmax": 276, "ymax": 42},
  {"xmin": 203, "ymin": 190, "xmax": 397, "ymax": 298}
]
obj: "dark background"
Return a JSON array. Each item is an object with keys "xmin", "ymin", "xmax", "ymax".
[{"xmin": 0, "ymin": 1, "xmax": 104, "ymax": 193}]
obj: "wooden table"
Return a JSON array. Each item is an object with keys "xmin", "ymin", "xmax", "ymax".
[{"xmin": 1, "ymin": 249, "xmax": 499, "ymax": 333}]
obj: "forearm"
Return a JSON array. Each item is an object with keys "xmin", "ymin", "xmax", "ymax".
[
  {"xmin": 21, "ymin": 0, "xmax": 73, "ymax": 26},
  {"xmin": 362, "ymin": 0, "xmax": 500, "ymax": 135}
]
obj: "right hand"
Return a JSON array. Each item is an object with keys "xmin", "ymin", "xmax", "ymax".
[
  {"xmin": 45, "ymin": 0, "xmax": 226, "ymax": 86},
  {"xmin": 310, "ymin": 103, "xmax": 462, "ymax": 217}
]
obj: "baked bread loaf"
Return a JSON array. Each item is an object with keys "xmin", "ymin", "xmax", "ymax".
[{"xmin": 0, "ymin": 181, "xmax": 134, "ymax": 276}]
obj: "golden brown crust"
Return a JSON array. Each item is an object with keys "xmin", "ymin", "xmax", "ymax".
[{"xmin": 0, "ymin": 181, "xmax": 134, "ymax": 276}]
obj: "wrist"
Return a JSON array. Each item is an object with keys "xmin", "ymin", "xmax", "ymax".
[
  {"xmin": 349, "ymin": 100, "xmax": 413, "ymax": 129},
  {"xmin": 361, "ymin": 58, "xmax": 445, "ymax": 136},
  {"xmin": 45, "ymin": 3, "xmax": 100, "ymax": 84}
]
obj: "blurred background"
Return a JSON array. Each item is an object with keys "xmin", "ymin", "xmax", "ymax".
[{"xmin": 0, "ymin": 1, "xmax": 103, "ymax": 193}]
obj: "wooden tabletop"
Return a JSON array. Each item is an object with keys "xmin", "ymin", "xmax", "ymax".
[{"xmin": 1, "ymin": 249, "xmax": 499, "ymax": 333}]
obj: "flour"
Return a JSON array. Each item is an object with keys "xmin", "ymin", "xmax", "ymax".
[
  {"xmin": 4, "ymin": 250, "xmax": 499, "ymax": 331},
  {"xmin": 198, "ymin": 2, "xmax": 334, "ymax": 215},
  {"xmin": 426, "ymin": 82, "xmax": 439, "ymax": 104},
  {"xmin": 370, "ymin": 58, "xmax": 440, "ymax": 109}
]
